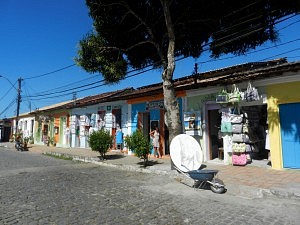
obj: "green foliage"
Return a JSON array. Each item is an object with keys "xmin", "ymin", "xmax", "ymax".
[
  {"xmin": 75, "ymin": 33, "xmax": 127, "ymax": 83},
  {"xmin": 79, "ymin": 0, "xmax": 298, "ymax": 72},
  {"xmin": 48, "ymin": 136, "xmax": 56, "ymax": 146},
  {"xmin": 77, "ymin": 0, "xmax": 298, "ymax": 142},
  {"xmin": 124, "ymin": 130, "xmax": 152, "ymax": 167},
  {"xmin": 44, "ymin": 152, "xmax": 74, "ymax": 161},
  {"xmin": 124, "ymin": 135, "xmax": 133, "ymax": 152},
  {"xmin": 23, "ymin": 137, "xmax": 30, "ymax": 144},
  {"xmin": 88, "ymin": 129, "xmax": 113, "ymax": 159}
]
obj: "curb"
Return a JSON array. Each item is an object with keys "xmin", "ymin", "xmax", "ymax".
[
  {"xmin": 266, "ymin": 184, "xmax": 300, "ymax": 200},
  {"xmin": 41, "ymin": 152, "xmax": 300, "ymax": 200},
  {"xmin": 2, "ymin": 146, "xmax": 299, "ymax": 200},
  {"xmin": 45, "ymin": 152, "xmax": 182, "ymax": 178}
]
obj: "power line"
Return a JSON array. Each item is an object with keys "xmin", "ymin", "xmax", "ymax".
[
  {"xmin": 26, "ymin": 39, "xmax": 300, "ymax": 100},
  {"xmin": 24, "ymin": 64, "xmax": 76, "ymax": 80},
  {"xmin": 196, "ymin": 38, "xmax": 300, "ymax": 65},
  {"xmin": 0, "ymin": 99, "xmax": 16, "ymax": 116},
  {"xmin": 26, "ymin": 79, "xmax": 105, "ymax": 98},
  {"xmin": 20, "ymin": 9, "xmax": 299, "ymax": 85},
  {"xmin": 259, "ymin": 47, "xmax": 300, "ymax": 61},
  {"xmin": 23, "ymin": 72, "xmax": 100, "ymax": 99},
  {"xmin": 207, "ymin": 14, "xmax": 298, "ymax": 49},
  {"xmin": 0, "ymin": 81, "xmax": 17, "ymax": 101},
  {"xmin": 23, "ymin": 14, "xmax": 300, "ymax": 100},
  {"xmin": 278, "ymin": 17, "xmax": 300, "ymax": 31}
]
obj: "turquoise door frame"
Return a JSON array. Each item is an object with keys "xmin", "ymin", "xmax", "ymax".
[{"xmin": 279, "ymin": 103, "xmax": 300, "ymax": 169}]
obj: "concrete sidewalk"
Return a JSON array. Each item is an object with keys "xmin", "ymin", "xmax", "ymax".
[{"xmin": 1, "ymin": 142, "xmax": 300, "ymax": 200}]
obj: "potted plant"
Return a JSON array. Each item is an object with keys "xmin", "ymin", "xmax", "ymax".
[
  {"xmin": 88, "ymin": 128, "xmax": 113, "ymax": 160},
  {"xmin": 125, "ymin": 130, "xmax": 152, "ymax": 167},
  {"xmin": 23, "ymin": 137, "xmax": 30, "ymax": 150},
  {"xmin": 29, "ymin": 135, "xmax": 34, "ymax": 144}
]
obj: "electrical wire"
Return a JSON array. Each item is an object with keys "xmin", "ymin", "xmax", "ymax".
[
  {"xmin": 196, "ymin": 38, "xmax": 300, "ymax": 65},
  {"xmin": 2, "ymin": 4, "xmax": 298, "ymax": 117},
  {"xmin": 24, "ymin": 64, "xmax": 76, "ymax": 80},
  {"xmin": 0, "ymin": 85, "xmax": 16, "ymax": 102},
  {"xmin": 0, "ymin": 99, "xmax": 16, "ymax": 116},
  {"xmin": 259, "ymin": 47, "xmax": 300, "ymax": 61},
  {"xmin": 22, "ymin": 13, "xmax": 300, "ymax": 100}
]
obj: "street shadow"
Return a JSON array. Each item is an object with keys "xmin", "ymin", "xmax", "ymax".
[
  {"xmin": 98, "ymin": 154, "xmax": 125, "ymax": 160},
  {"xmin": 137, "ymin": 160, "xmax": 163, "ymax": 168}
]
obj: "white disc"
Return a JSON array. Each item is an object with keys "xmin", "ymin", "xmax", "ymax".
[{"xmin": 170, "ymin": 134, "xmax": 203, "ymax": 172}]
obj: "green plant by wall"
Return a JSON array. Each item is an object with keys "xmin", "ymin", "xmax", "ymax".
[
  {"xmin": 35, "ymin": 123, "xmax": 41, "ymax": 143},
  {"xmin": 125, "ymin": 129, "xmax": 152, "ymax": 167},
  {"xmin": 48, "ymin": 136, "xmax": 56, "ymax": 146},
  {"xmin": 88, "ymin": 128, "xmax": 113, "ymax": 159}
]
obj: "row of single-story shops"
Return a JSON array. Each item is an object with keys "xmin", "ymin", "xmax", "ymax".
[{"xmin": 1, "ymin": 59, "xmax": 300, "ymax": 170}]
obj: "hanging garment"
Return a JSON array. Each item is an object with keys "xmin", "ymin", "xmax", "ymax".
[
  {"xmin": 222, "ymin": 134, "xmax": 232, "ymax": 153},
  {"xmin": 265, "ymin": 130, "xmax": 270, "ymax": 150}
]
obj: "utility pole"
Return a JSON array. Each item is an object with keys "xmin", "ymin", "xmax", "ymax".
[
  {"xmin": 15, "ymin": 77, "xmax": 22, "ymax": 134},
  {"xmin": 73, "ymin": 91, "xmax": 77, "ymax": 106},
  {"xmin": 193, "ymin": 63, "xmax": 198, "ymax": 84}
]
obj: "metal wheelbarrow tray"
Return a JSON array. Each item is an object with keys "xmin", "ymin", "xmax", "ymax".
[
  {"xmin": 178, "ymin": 168, "xmax": 226, "ymax": 194},
  {"xmin": 170, "ymin": 134, "xmax": 226, "ymax": 194}
]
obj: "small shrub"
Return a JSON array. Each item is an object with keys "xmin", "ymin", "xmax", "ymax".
[
  {"xmin": 125, "ymin": 130, "xmax": 151, "ymax": 167},
  {"xmin": 48, "ymin": 136, "xmax": 56, "ymax": 146},
  {"xmin": 124, "ymin": 135, "xmax": 133, "ymax": 152},
  {"xmin": 88, "ymin": 128, "xmax": 113, "ymax": 159}
]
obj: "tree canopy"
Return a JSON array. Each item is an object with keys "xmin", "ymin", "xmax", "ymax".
[{"xmin": 76, "ymin": 0, "xmax": 299, "ymax": 141}]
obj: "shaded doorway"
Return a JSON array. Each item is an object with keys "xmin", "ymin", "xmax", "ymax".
[
  {"xmin": 112, "ymin": 108, "xmax": 122, "ymax": 149},
  {"xmin": 208, "ymin": 109, "xmax": 222, "ymax": 160},
  {"xmin": 138, "ymin": 112, "xmax": 150, "ymax": 138}
]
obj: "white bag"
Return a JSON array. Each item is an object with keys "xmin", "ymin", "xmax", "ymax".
[
  {"xmin": 232, "ymin": 133, "xmax": 250, "ymax": 143},
  {"xmin": 232, "ymin": 124, "xmax": 243, "ymax": 133},
  {"xmin": 229, "ymin": 114, "xmax": 243, "ymax": 124},
  {"xmin": 245, "ymin": 82, "xmax": 259, "ymax": 101},
  {"xmin": 228, "ymin": 84, "xmax": 242, "ymax": 103}
]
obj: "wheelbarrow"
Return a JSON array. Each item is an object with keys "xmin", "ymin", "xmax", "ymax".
[
  {"xmin": 176, "ymin": 165, "xmax": 226, "ymax": 193},
  {"xmin": 170, "ymin": 134, "xmax": 226, "ymax": 194}
]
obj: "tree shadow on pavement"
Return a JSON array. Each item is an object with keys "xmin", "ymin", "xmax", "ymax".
[
  {"xmin": 98, "ymin": 154, "xmax": 126, "ymax": 160},
  {"xmin": 137, "ymin": 160, "xmax": 163, "ymax": 168}
]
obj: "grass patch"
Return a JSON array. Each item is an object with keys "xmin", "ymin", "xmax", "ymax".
[{"xmin": 43, "ymin": 152, "xmax": 74, "ymax": 161}]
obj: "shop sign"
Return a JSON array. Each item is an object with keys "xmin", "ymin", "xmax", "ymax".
[
  {"xmin": 187, "ymin": 93, "xmax": 216, "ymax": 111},
  {"xmin": 113, "ymin": 105, "xmax": 121, "ymax": 109},
  {"xmin": 184, "ymin": 111, "xmax": 202, "ymax": 136},
  {"xmin": 198, "ymin": 93, "xmax": 216, "ymax": 103},
  {"xmin": 146, "ymin": 100, "xmax": 164, "ymax": 110}
]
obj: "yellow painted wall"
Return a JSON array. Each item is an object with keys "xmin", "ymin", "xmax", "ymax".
[{"xmin": 267, "ymin": 81, "xmax": 300, "ymax": 169}]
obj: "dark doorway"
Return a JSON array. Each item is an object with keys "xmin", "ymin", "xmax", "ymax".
[
  {"xmin": 208, "ymin": 109, "xmax": 221, "ymax": 160},
  {"xmin": 112, "ymin": 108, "xmax": 122, "ymax": 149},
  {"xmin": 138, "ymin": 112, "xmax": 150, "ymax": 138}
]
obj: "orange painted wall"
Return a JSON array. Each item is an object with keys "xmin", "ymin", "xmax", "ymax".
[
  {"xmin": 127, "ymin": 90, "xmax": 186, "ymax": 104},
  {"xmin": 52, "ymin": 112, "xmax": 69, "ymax": 144}
]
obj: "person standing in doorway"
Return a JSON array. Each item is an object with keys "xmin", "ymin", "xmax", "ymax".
[{"xmin": 150, "ymin": 126, "xmax": 161, "ymax": 158}]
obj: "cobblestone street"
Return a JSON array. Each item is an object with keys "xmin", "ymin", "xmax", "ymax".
[{"xmin": 1, "ymin": 149, "xmax": 300, "ymax": 225}]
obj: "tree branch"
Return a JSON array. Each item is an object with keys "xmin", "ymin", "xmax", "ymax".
[
  {"xmin": 161, "ymin": 0, "xmax": 175, "ymax": 76},
  {"xmin": 119, "ymin": 1, "xmax": 165, "ymax": 63}
]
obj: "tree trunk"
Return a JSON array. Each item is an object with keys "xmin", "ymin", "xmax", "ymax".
[
  {"xmin": 162, "ymin": 72, "xmax": 182, "ymax": 142},
  {"xmin": 161, "ymin": 0, "xmax": 182, "ymax": 143}
]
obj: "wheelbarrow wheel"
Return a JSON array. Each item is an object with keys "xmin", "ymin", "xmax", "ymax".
[{"xmin": 210, "ymin": 178, "xmax": 226, "ymax": 194}]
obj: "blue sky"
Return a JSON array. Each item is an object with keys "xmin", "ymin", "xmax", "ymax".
[{"xmin": 0, "ymin": 0, "xmax": 299, "ymax": 118}]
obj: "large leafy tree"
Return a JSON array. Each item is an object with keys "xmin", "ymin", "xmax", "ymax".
[{"xmin": 76, "ymin": 0, "xmax": 299, "ymax": 142}]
